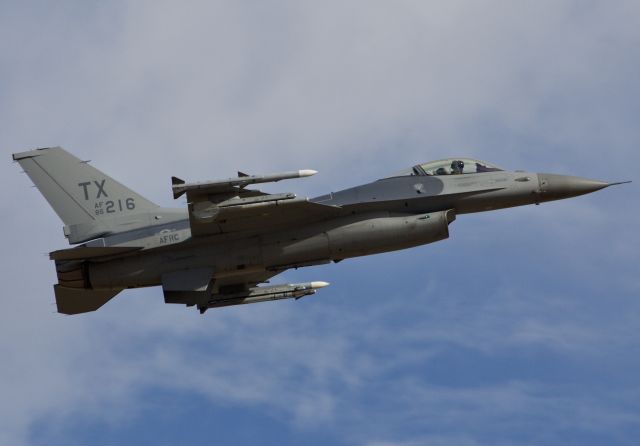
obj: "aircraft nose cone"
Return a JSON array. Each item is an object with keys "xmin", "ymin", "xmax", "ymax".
[{"xmin": 538, "ymin": 173, "xmax": 610, "ymax": 201}]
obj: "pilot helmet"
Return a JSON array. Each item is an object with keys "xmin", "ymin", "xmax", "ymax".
[{"xmin": 451, "ymin": 160, "xmax": 464, "ymax": 174}]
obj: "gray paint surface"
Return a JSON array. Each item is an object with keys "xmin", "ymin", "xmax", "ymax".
[{"xmin": 13, "ymin": 147, "xmax": 622, "ymax": 314}]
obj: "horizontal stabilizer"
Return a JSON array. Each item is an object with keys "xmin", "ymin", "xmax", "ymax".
[
  {"xmin": 50, "ymin": 246, "xmax": 143, "ymax": 261},
  {"xmin": 54, "ymin": 285, "xmax": 122, "ymax": 315}
]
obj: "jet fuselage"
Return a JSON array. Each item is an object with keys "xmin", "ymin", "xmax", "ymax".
[{"xmin": 13, "ymin": 148, "xmax": 621, "ymax": 314}]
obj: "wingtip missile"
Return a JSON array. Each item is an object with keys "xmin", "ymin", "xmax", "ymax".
[
  {"xmin": 171, "ymin": 169, "xmax": 319, "ymax": 199},
  {"xmin": 308, "ymin": 281, "xmax": 330, "ymax": 289},
  {"xmin": 298, "ymin": 169, "xmax": 318, "ymax": 177}
]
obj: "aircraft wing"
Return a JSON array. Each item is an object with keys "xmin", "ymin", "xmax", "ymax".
[
  {"xmin": 173, "ymin": 171, "xmax": 343, "ymax": 237},
  {"xmin": 187, "ymin": 196, "xmax": 343, "ymax": 236}
]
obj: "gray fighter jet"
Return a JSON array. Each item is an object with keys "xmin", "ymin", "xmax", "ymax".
[{"xmin": 12, "ymin": 147, "xmax": 629, "ymax": 315}]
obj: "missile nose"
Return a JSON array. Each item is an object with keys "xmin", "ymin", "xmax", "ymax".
[
  {"xmin": 538, "ymin": 173, "xmax": 610, "ymax": 201},
  {"xmin": 309, "ymin": 281, "xmax": 330, "ymax": 289}
]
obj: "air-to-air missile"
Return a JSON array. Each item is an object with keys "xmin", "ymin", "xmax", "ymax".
[
  {"xmin": 171, "ymin": 169, "xmax": 318, "ymax": 199},
  {"xmin": 204, "ymin": 282, "xmax": 330, "ymax": 312}
]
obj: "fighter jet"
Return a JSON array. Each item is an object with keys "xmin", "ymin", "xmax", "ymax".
[{"xmin": 12, "ymin": 147, "xmax": 629, "ymax": 315}]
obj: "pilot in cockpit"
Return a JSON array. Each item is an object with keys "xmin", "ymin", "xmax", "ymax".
[{"xmin": 451, "ymin": 160, "xmax": 464, "ymax": 174}]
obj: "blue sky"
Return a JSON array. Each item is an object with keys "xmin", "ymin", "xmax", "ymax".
[{"xmin": 1, "ymin": 1, "xmax": 639, "ymax": 445}]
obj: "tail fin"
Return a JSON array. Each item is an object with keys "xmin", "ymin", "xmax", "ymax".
[{"xmin": 13, "ymin": 147, "xmax": 158, "ymax": 243}]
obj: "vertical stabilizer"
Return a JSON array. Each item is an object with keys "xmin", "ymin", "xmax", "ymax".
[{"xmin": 13, "ymin": 147, "xmax": 159, "ymax": 242}]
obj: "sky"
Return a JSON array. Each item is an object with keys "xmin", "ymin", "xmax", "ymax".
[{"xmin": 1, "ymin": 1, "xmax": 639, "ymax": 445}]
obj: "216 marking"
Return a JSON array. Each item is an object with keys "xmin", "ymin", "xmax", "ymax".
[{"xmin": 95, "ymin": 198, "xmax": 135, "ymax": 215}]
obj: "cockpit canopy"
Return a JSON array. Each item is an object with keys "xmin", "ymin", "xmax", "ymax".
[{"xmin": 389, "ymin": 158, "xmax": 503, "ymax": 177}]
